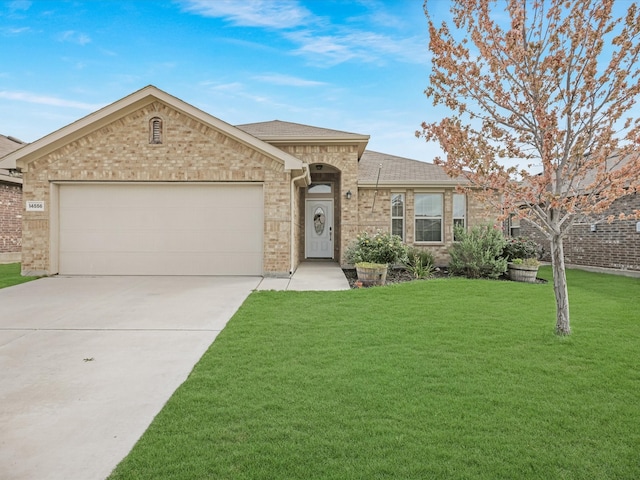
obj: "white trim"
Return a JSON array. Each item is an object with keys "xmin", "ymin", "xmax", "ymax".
[
  {"xmin": 290, "ymin": 164, "xmax": 310, "ymax": 275},
  {"xmin": 414, "ymin": 192, "xmax": 444, "ymax": 243},
  {"xmin": 453, "ymin": 193, "xmax": 467, "ymax": 240},
  {"xmin": 50, "ymin": 183, "xmax": 59, "ymax": 274},
  {"xmin": 391, "ymin": 192, "xmax": 405, "ymax": 241}
]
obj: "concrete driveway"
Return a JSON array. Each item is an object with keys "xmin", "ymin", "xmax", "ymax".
[{"xmin": 0, "ymin": 275, "xmax": 260, "ymax": 480}]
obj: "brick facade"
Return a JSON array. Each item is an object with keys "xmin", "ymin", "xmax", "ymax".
[
  {"xmin": 276, "ymin": 145, "xmax": 359, "ymax": 265},
  {"xmin": 520, "ymin": 193, "xmax": 640, "ymax": 272},
  {"xmin": 13, "ymin": 87, "xmax": 502, "ymax": 276},
  {"xmin": 20, "ymin": 101, "xmax": 295, "ymax": 276},
  {"xmin": 356, "ymin": 187, "xmax": 496, "ymax": 266},
  {"xmin": 0, "ymin": 181, "xmax": 22, "ymax": 258}
]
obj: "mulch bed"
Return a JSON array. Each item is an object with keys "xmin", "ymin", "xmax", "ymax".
[
  {"xmin": 342, "ymin": 267, "xmax": 546, "ymax": 288},
  {"xmin": 342, "ymin": 267, "xmax": 450, "ymax": 289}
]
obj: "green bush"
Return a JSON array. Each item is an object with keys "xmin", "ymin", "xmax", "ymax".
[
  {"xmin": 449, "ymin": 225, "xmax": 508, "ymax": 279},
  {"xmin": 346, "ymin": 231, "xmax": 408, "ymax": 266},
  {"xmin": 502, "ymin": 236, "xmax": 540, "ymax": 261},
  {"xmin": 404, "ymin": 247, "xmax": 436, "ymax": 279}
]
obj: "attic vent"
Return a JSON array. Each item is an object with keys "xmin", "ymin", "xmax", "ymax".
[{"xmin": 149, "ymin": 117, "xmax": 163, "ymax": 144}]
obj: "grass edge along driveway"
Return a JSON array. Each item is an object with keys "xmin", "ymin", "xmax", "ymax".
[
  {"xmin": 106, "ymin": 267, "xmax": 638, "ymax": 479},
  {"xmin": 0, "ymin": 263, "xmax": 39, "ymax": 289}
]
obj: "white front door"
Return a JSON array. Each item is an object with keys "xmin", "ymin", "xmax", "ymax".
[{"xmin": 305, "ymin": 199, "xmax": 333, "ymax": 258}]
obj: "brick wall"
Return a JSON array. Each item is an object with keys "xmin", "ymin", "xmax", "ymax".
[
  {"xmin": 276, "ymin": 145, "xmax": 359, "ymax": 265},
  {"xmin": 520, "ymin": 192, "xmax": 640, "ymax": 272},
  {"xmin": 356, "ymin": 187, "xmax": 497, "ymax": 266},
  {"xmin": 0, "ymin": 181, "xmax": 22, "ymax": 255},
  {"xmin": 21, "ymin": 101, "xmax": 294, "ymax": 276}
]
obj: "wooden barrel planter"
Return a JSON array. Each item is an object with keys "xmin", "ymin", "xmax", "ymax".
[
  {"xmin": 507, "ymin": 263, "xmax": 539, "ymax": 283},
  {"xmin": 355, "ymin": 262, "xmax": 388, "ymax": 286}
]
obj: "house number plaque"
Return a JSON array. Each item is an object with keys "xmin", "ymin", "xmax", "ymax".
[{"xmin": 26, "ymin": 201, "xmax": 45, "ymax": 211}]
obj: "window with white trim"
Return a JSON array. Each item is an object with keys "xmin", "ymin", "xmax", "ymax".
[
  {"xmin": 415, "ymin": 193, "xmax": 443, "ymax": 242},
  {"xmin": 391, "ymin": 193, "xmax": 404, "ymax": 240},
  {"xmin": 453, "ymin": 193, "xmax": 466, "ymax": 241}
]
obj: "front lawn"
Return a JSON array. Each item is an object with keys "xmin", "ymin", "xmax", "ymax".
[
  {"xmin": 109, "ymin": 267, "xmax": 640, "ymax": 479},
  {"xmin": 0, "ymin": 263, "xmax": 39, "ymax": 289}
]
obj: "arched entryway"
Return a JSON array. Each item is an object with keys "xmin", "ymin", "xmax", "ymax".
[{"xmin": 304, "ymin": 164, "xmax": 342, "ymax": 260}]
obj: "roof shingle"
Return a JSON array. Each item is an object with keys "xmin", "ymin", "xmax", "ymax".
[
  {"xmin": 359, "ymin": 150, "xmax": 461, "ymax": 185},
  {"xmin": 236, "ymin": 120, "xmax": 368, "ymax": 140},
  {"xmin": 0, "ymin": 134, "xmax": 25, "ymax": 158}
]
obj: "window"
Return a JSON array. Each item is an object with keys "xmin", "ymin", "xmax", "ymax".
[
  {"xmin": 453, "ymin": 193, "xmax": 466, "ymax": 240},
  {"xmin": 391, "ymin": 193, "xmax": 404, "ymax": 240},
  {"xmin": 307, "ymin": 183, "xmax": 332, "ymax": 195},
  {"xmin": 509, "ymin": 214, "xmax": 521, "ymax": 237},
  {"xmin": 149, "ymin": 117, "xmax": 163, "ymax": 144},
  {"xmin": 415, "ymin": 193, "xmax": 443, "ymax": 242}
]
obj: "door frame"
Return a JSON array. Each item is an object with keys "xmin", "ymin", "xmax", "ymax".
[{"xmin": 305, "ymin": 198, "xmax": 334, "ymax": 259}]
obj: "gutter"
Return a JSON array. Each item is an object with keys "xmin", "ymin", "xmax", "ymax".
[
  {"xmin": 290, "ymin": 164, "xmax": 310, "ymax": 276},
  {"xmin": 358, "ymin": 180, "xmax": 465, "ymax": 188}
]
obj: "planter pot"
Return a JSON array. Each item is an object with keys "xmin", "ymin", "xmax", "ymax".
[
  {"xmin": 355, "ymin": 263, "xmax": 388, "ymax": 286},
  {"xmin": 507, "ymin": 263, "xmax": 539, "ymax": 283}
]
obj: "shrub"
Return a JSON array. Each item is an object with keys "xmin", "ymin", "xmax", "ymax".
[
  {"xmin": 404, "ymin": 247, "xmax": 436, "ymax": 279},
  {"xmin": 449, "ymin": 225, "xmax": 508, "ymax": 279},
  {"xmin": 510, "ymin": 257, "xmax": 540, "ymax": 267},
  {"xmin": 346, "ymin": 231, "xmax": 408, "ymax": 266},
  {"xmin": 502, "ymin": 236, "xmax": 540, "ymax": 261}
]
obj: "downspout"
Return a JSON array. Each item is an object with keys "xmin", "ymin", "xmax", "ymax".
[
  {"xmin": 371, "ymin": 163, "xmax": 383, "ymax": 212},
  {"xmin": 290, "ymin": 163, "xmax": 310, "ymax": 276}
]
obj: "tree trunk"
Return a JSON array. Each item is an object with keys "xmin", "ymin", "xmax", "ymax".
[{"xmin": 550, "ymin": 234, "xmax": 571, "ymax": 335}]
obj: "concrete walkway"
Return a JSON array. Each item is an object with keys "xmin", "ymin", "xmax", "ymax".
[{"xmin": 256, "ymin": 261, "xmax": 350, "ymax": 291}]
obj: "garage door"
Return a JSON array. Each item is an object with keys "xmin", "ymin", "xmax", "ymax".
[{"xmin": 58, "ymin": 183, "xmax": 263, "ymax": 275}]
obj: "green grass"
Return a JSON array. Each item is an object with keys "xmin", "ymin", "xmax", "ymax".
[
  {"xmin": 0, "ymin": 263, "xmax": 39, "ymax": 289},
  {"xmin": 109, "ymin": 267, "xmax": 640, "ymax": 479}
]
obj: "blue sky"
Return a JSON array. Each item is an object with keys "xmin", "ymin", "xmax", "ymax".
[{"xmin": 0, "ymin": 0, "xmax": 444, "ymax": 161}]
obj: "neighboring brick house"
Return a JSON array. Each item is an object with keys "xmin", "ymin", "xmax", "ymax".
[
  {"xmin": 514, "ymin": 193, "xmax": 640, "ymax": 273},
  {"xmin": 0, "ymin": 134, "xmax": 25, "ymax": 263},
  {"xmin": 0, "ymin": 85, "xmax": 496, "ymax": 276}
]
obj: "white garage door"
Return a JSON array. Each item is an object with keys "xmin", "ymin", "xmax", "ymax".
[{"xmin": 59, "ymin": 183, "xmax": 263, "ymax": 275}]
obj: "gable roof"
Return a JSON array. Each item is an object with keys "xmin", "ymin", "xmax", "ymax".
[
  {"xmin": 236, "ymin": 120, "xmax": 370, "ymax": 158},
  {"xmin": 358, "ymin": 150, "xmax": 463, "ymax": 187},
  {"xmin": 0, "ymin": 135, "xmax": 25, "ymax": 185},
  {"xmin": 0, "ymin": 86, "xmax": 306, "ymax": 174},
  {"xmin": 0, "ymin": 134, "xmax": 25, "ymax": 158}
]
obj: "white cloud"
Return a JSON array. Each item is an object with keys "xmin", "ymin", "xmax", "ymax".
[
  {"xmin": 7, "ymin": 0, "xmax": 31, "ymax": 13},
  {"xmin": 286, "ymin": 31, "xmax": 357, "ymax": 65},
  {"xmin": 57, "ymin": 30, "xmax": 91, "ymax": 45},
  {"xmin": 0, "ymin": 91, "xmax": 103, "ymax": 110},
  {"xmin": 199, "ymin": 81, "xmax": 245, "ymax": 92},
  {"xmin": 0, "ymin": 26, "xmax": 31, "ymax": 36},
  {"xmin": 181, "ymin": 0, "xmax": 427, "ymax": 66},
  {"xmin": 287, "ymin": 29, "xmax": 426, "ymax": 66},
  {"xmin": 179, "ymin": 0, "xmax": 312, "ymax": 29},
  {"xmin": 253, "ymin": 73, "xmax": 327, "ymax": 87}
]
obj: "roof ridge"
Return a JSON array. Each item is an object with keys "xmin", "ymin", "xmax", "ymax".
[{"xmin": 236, "ymin": 119, "xmax": 368, "ymax": 138}]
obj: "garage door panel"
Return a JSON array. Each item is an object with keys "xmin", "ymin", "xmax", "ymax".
[
  {"xmin": 59, "ymin": 184, "xmax": 263, "ymax": 275},
  {"xmin": 61, "ymin": 229, "xmax": 263, "ymax": 254},
  {"xmin": 61, "ymin": 206, "xmax": 264, "ymax": 231},
  {"xmin": 60, "ymin": 252, "xmax": 263, "ymax": 276}
]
